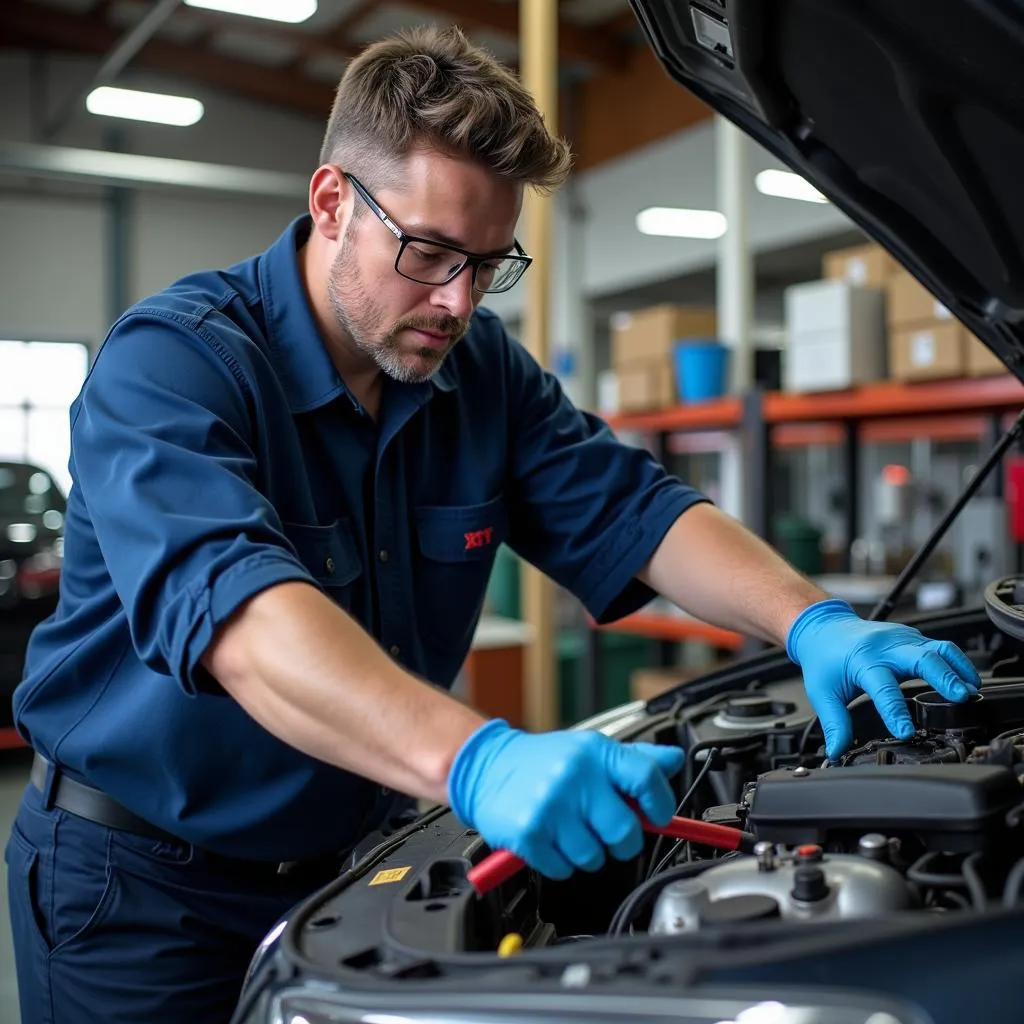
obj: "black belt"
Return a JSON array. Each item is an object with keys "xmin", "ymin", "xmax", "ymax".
[
  {"xmin": 29, "ymin": 753, "xmax": 343, "ymax": 879},
  {"xmin": 31, "ymin": 753, "xmax": 176, "ymax": 842}
]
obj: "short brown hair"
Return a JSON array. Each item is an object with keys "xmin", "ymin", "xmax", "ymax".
[{"xmin": 319, "ymin": 24, "xmax": 572, "ymax": 194}]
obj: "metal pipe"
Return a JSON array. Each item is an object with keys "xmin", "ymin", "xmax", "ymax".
[
  {"xmin": 44, "ymin": 0, "xmax": 184, "ymax": 140},
  {"xmin": 716, "ymin": 114, "xmax": 755, "ymax": 524},
  {"xmin": 0, "ymin": 142, "xmax": 308, "ymax": 198}
]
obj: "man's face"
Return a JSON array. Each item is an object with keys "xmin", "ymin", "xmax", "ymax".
[{"xmin": 327, "ymin": 150, "xmax": 522, "ymax": 383}]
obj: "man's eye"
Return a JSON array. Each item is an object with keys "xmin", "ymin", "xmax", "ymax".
[{"xmin": 410, "ymin": 247, "xmax": 446, "ymax": 263}]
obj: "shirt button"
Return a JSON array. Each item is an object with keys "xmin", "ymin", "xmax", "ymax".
[
  {"xmin": 379, "ymin": 549, "xmax": 389, "ymax": 563},
  {"xmin": 324, "ymin": 556, "xmax": 336, "ymax": 575},
  {"xmin": 390, "ymin": 645, "xmax": 401, "ymax": 659}
]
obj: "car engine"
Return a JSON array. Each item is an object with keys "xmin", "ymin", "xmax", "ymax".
[
  {"xmin": 233, "ymin": 607, "xmax": 1024, "ymax": 1024},
  {"xmin": 628, "ymin": 669, "xmax": 1024, "ymax": 939}
]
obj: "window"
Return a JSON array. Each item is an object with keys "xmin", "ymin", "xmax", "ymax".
[{"xmin": 0, "ymin": 341, "xmax": 90, "ymax": 497}]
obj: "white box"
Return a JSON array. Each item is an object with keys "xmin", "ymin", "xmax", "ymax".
[{"xmin": 784, "ymin": 280, "xmax": 886, "ymax": 392}]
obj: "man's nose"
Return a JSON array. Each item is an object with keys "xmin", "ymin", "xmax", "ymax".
[{"xmin": 430, "ymin": 266, "xmax": 476, "ymax": 320}]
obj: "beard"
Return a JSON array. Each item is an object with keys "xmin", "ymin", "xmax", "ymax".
[{"xmin": 327, "ymin": 234, "xmax": 470, "ymax": 384}]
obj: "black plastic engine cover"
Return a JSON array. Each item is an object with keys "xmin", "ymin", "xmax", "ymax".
[{"xmin": 747, "ymin": 764, "xmax": 1024, "ymax": 852}]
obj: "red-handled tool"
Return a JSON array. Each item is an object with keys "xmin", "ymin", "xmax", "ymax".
[{"xmin": 466, "ymin": 798, "xmax": 756, "ymax": 896}]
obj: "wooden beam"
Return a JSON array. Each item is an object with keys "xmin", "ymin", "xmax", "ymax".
[
  {"xmin": 519, "ymin": 0, "xmax": 559, "ymax": 733},
  {"xmin": 407, "ymin": 0, "xmax": 627, "ymax": 70},
  {"xmin": 281, "ymin": 0, "xmax": 375, "ymax": 73},
  {"xmin": 602, "ymin": 9, "xmax": 642, "ymax": 34},
  {"xmin": 572, "ymin": 41, "xmax": 712, "ymax": 171},
  {"xmin": 1, "ymin": 0, "xmax": 335, "ymax": 118}
]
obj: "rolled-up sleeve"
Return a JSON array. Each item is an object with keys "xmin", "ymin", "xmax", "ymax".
[
  {"xmin": 72, "ymin": 307, "xmax": 318, "ymax": 694},
  {"xmin": 501, "ymin": 326, "xmax": 711, "ymax": 623}
]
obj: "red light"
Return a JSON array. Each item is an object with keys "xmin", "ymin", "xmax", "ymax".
[{"xmin": 882, "ymin": 464, "xmax": 910, "ymax": 486}]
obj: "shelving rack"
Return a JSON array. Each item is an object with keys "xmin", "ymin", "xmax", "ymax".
[{"xmin": 581, "ymin": 373, "xmax": 1024, "ymax": 717}]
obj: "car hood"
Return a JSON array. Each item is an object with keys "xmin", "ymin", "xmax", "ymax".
[{"xmin": 631, "ymin": 0, "xmax": 1024, "ymax": 382}]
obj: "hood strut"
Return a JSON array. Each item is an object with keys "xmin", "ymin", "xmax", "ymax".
[{"xmin": 871, "ymin": 406, "xmax": 1024, "ymax": 621}]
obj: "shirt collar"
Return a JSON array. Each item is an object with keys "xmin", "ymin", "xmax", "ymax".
[{"xmin": 259, "ymin": 215, "xmax": 458, "ymax": 413}]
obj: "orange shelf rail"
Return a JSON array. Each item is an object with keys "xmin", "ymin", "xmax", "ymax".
[
  {"xmin": 763, "ymin": 375, "xmax": 1023, "ymax": 423},
  {"xmin": 592, "ymin": 612, "xmax": 744, "ymax": 650},
  {"xmin": 603, "ymin": 375, "xmax": 1023, "ymax": 437},
  {"xmin": 605, "ymin": 395, "xmax": 743, "ymax": 433},
  {"xmin": 773, "ymin": 415, "xmax": 990, "ymax": 446}
]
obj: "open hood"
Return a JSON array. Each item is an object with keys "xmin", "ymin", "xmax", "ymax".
[{"xmin": 630, "ymin": 0, "xmax": 1024, "ymax": 382}]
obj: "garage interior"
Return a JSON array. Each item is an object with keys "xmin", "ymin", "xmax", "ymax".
[{"xmin": 1, "ymin": 1, "xmax": 1022, "ymax": 1019}]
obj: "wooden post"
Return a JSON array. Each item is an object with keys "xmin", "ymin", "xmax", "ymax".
[{"xmin": 519, "ymin": 0, "xmax": 559, "ymax": 732}]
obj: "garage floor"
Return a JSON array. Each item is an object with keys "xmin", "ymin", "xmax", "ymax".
[{"xmin": 1, "ymin": 750, "xmax": 31, "ymax": 1024}]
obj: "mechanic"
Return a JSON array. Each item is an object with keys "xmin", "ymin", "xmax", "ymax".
[{"xmin": 5, "ymin": 24, "xmax": 981, "ymax": 1024}]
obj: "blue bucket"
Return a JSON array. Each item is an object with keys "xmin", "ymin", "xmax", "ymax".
[{"xmin": 674, "ymin": 340, "xmax": 729, "ymax": 403}]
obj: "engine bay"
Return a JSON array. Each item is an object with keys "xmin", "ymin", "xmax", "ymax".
[{"xmin": 235, "ymin": 601, "xmax": 1024, "ymax": 1024}]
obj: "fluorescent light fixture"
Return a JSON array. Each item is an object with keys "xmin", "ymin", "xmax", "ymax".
[
  {"xmin": 636, "ymin": 206, "xmax": 727, "ymax": 239},
  {"xmin": 86, "ymin": 86, "xmax": 204, "ymax": 127},
  {"xmin": 183, "ymin": 0, "xmax": 317, "ymax": 22},
  {"xmin": 755, "ymin": 168, "xmax": 828, "ymax": 203}
]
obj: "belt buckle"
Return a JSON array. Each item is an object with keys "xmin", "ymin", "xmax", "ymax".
[{"xmin": 40, "ymin": 760, "xmax": 60, "ymax": 812}]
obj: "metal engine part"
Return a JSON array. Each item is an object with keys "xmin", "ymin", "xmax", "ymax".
[{"xmin": 649, "ymin": 844, "xmax": 912, "ymax": 934}]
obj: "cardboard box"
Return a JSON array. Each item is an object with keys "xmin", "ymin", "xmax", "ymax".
[
  {"xmin": 611, "ymin": 304, "xmax": 717, "ymax": 369},
  {"xmin": 887, "ymin": 268, "xmax": 953, "ymax": 328},
  {"xmin": 822, "ymin": 243, "xmax": 898, "ymax": 288},
  {"xmin": 616, "ymin": 358, "xmax": 676, "ymax": 412},
  {"xmin": 889, "ymin": 321, "xmax": 965, "ymax": 381},
  {"xmin": 784, "ymin": 280, "xmax": 886, "ymax": 392},
  {"xmin": 630, "ymin": 666, "xmax": 695, "ymax": 703},
  {"xmin": 965, "ymin": 335, "xmax": 1006, "ymax": 377}
]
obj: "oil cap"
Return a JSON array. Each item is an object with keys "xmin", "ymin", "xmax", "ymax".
[
  {"xmin": 794, "ymin": 844, "xmax": 824, "ymax": 863},
  {"xmin": 791, "ymin": 864, "xmax": 830, "ymax": 903}
]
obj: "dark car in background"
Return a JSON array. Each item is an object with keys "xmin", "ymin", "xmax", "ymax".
[{"xmin": 0, "ymin": 460, "xmax": 64, "ymax": 731}]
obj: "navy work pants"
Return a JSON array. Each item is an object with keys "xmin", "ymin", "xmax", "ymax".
[{"xmin": 5, "ymin": 779, "xmax": 387, "ymax": 1024}]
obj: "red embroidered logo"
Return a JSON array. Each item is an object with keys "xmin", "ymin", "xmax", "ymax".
[{"xmin": 464, "ymin": 527, "xmax": 494, "ymax": 551}]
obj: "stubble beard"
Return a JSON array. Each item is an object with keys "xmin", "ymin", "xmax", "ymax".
[{"xmin": 327, "ymin": 239, "xmax": 470, "ymax": 384}]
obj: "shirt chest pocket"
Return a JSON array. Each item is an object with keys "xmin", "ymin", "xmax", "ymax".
[
  {"xmin": 282, "ymin": 517, "xmax": 363, "ymax": 610},
  {"xmin": 414, "ymin": 494, "xmax": 509, "ymax": 650}
]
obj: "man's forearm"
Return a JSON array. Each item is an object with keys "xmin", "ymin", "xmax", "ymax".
[
  {"xmin": 637, "ymin": 502, "xmax": 829, "ymax": 646},
  {"xmin": 202, "ymin": 581, "xmax": 486, "ymax": 805}
]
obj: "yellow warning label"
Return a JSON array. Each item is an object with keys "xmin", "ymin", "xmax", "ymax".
[{"xmin": 368, "ymin": 866, "xmax": 412, "ymax": 886}]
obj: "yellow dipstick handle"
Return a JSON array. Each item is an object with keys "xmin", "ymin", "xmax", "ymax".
[{"xmin": 497, "ymin": 932, "xmax": 523, "ymax": 957}]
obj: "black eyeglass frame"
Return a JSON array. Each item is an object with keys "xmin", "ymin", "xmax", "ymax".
[{"xmin": 343, "ymin": 172, "xmax": 532, "ymax": 294}]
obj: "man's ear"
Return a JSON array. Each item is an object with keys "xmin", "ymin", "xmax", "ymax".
[{"xmin": 308, "ymin": 165, "xmax": 352, "ymax": 242}]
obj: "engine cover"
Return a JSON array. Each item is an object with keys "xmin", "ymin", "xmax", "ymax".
[
  {"xmin": 649, "ymin": 848, "xmax": 911, "ymax": 934},
  {"xmin": 746, "ymin": 763, "xmax": 1023, "ymax": 852}
]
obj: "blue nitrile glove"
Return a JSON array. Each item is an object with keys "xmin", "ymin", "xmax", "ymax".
[
  {"xmin": 448, "ymin": 719, "xmax": 685, "ymax": 880},
  {"xmin": 787, "ymin": 598, "xmax": 982, "ymax": 760}
]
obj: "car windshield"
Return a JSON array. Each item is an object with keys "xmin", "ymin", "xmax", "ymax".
[{"xmin": 0, "ymin": 462, "xmax": 66, "ymax": 520}]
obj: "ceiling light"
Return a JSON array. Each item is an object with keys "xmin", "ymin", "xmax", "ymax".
[
  {"xmin": 755, "ymin": 169, "xmax": 828, "ymax": 203},
  {"xmin": 636, "ymin": 206, "xmax": 728, "ymax": 239},
  {"xmin": 86, "ymin": 86, "xmax": 204, "ymax": 127},
  {"xmin": 183, "ymin": 0, "xmax": 317, "ymax": 22}
]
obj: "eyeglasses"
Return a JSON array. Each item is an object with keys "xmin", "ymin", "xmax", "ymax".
[{"xmin": 344, "ymin": 172, "xmax": 532, "ymax": 294}]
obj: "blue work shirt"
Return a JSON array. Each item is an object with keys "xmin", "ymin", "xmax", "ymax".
[{"xmin": 13, "ymin": 215, "xmax": 708, "ymax": 862}]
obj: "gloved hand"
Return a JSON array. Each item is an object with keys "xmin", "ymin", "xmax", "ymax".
[
  {"xmin": 448, "ymin": 719, "xmax": 685, "ymax": 880},
  {"xmin": 787, "ymin": 598, "xmax": 981, "ymax": 760}
]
